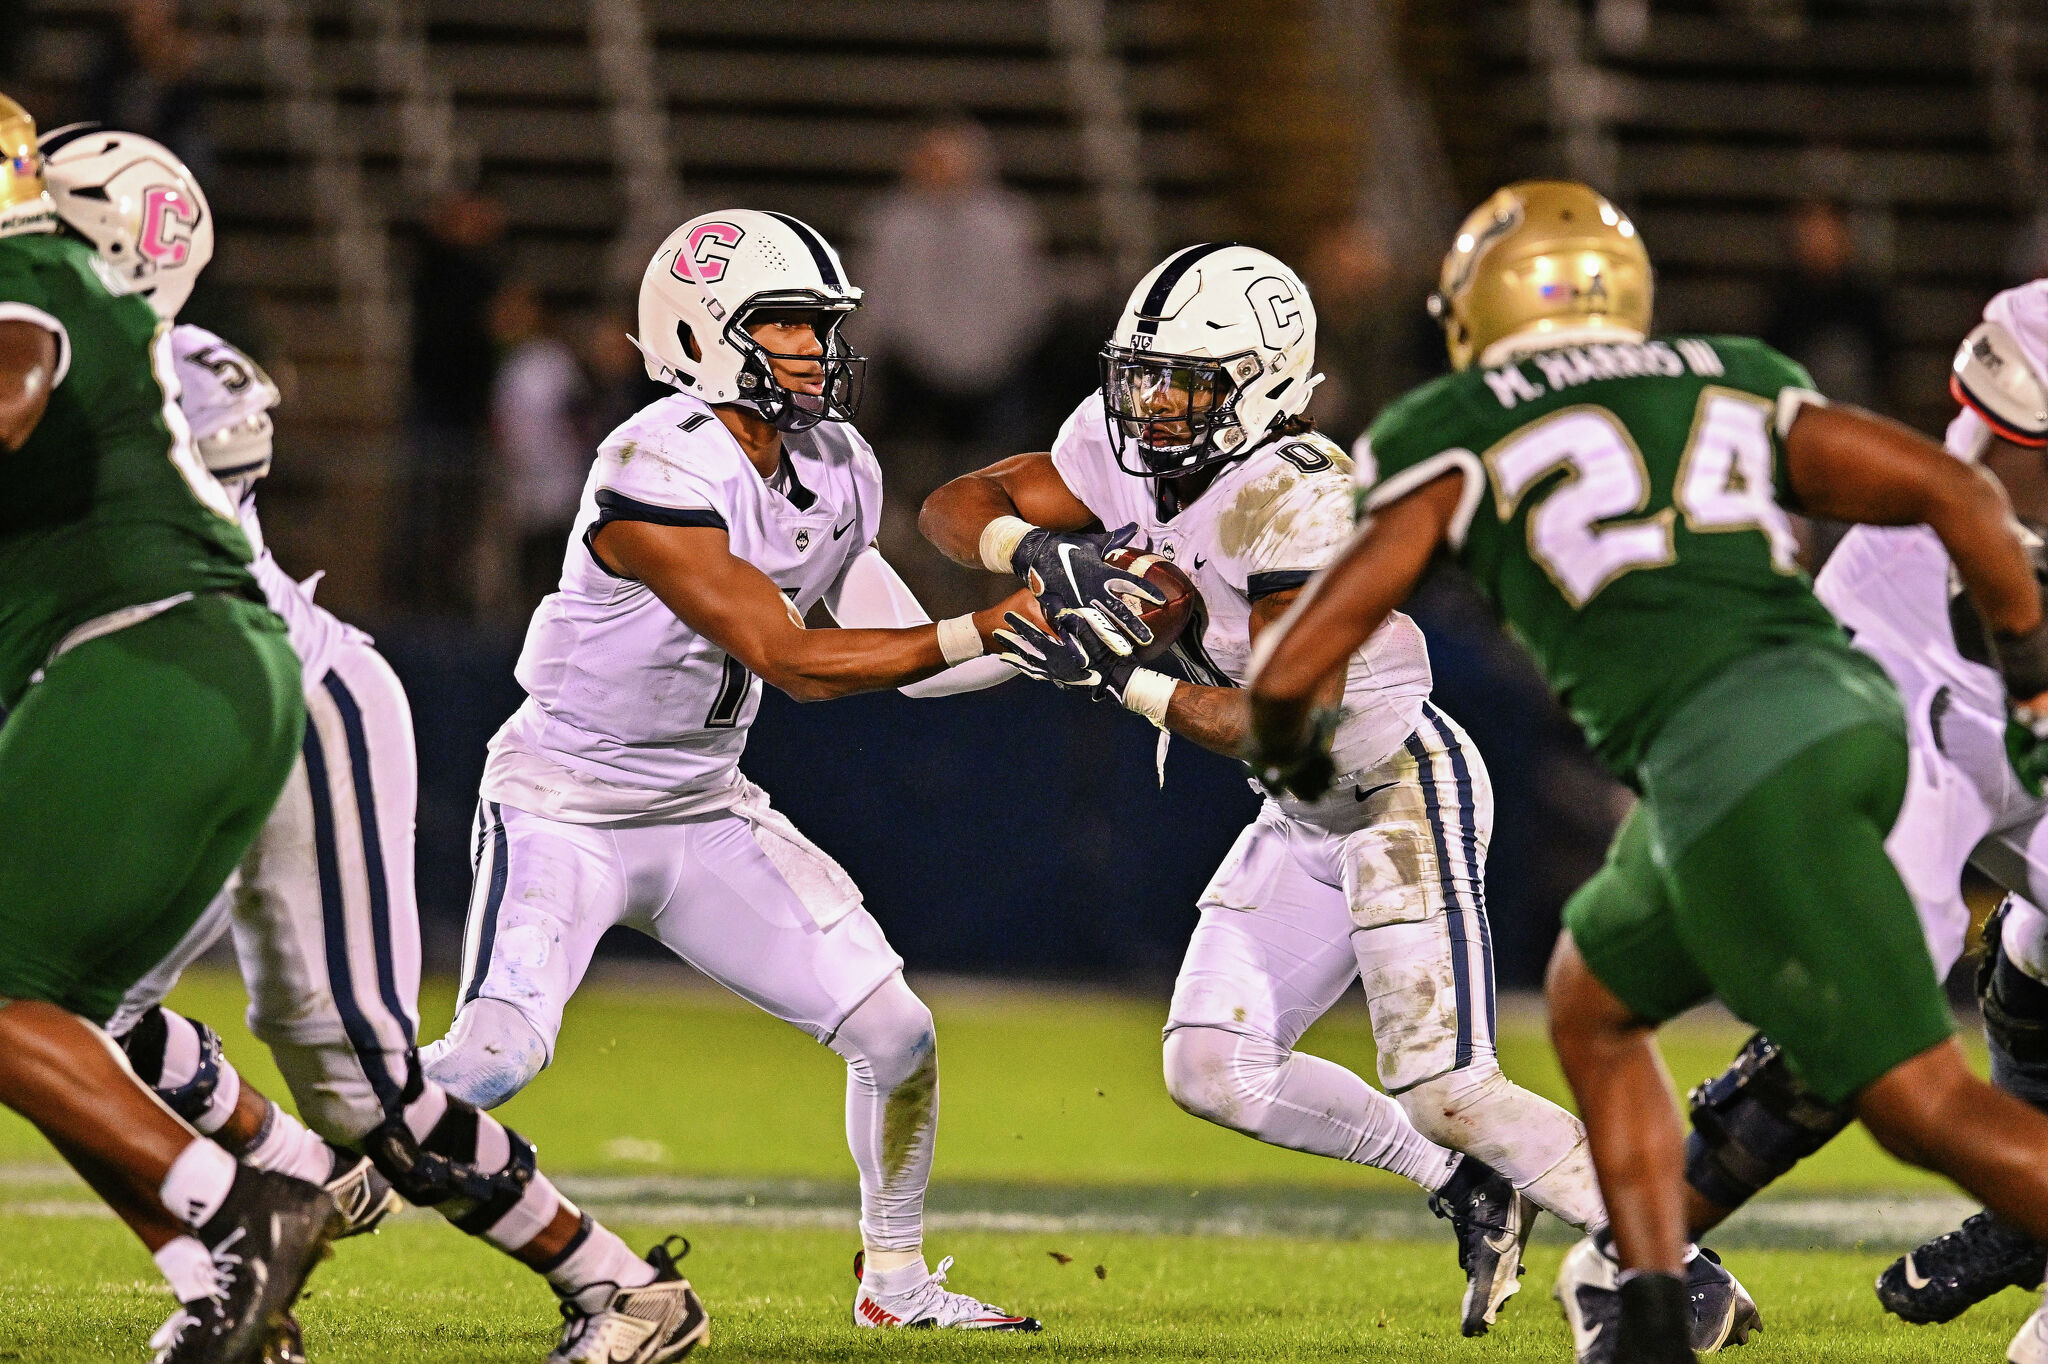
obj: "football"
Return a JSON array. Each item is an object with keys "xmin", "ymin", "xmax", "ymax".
[{"xmin": 1102, "ymin": 545, "xmax": 1198, "ymax": 664}]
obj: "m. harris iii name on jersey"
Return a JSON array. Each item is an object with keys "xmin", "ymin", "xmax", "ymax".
[{"xmin": 1474, "ymin": 337, "xmax": 1732, "ymax": 410}]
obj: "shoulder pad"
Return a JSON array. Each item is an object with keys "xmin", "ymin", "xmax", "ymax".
[{"xmin": 1952, "ymin": 320, "xmax": 2048, "ymax": 447}]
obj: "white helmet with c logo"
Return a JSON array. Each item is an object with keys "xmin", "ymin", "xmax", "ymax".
[
  {"xmin": 39, "ymin": 125, "xmax": 213, "ymax": 320},
  {"xmin": 633, "ymin": 208, "xmax": 864, "ymax": 432}
]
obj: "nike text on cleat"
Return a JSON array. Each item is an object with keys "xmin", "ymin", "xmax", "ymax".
[
  {"xmin": 851, "ymin": 1250, "xmax": 1041, "ymax": 1331},
  {"xmin": 1428, "ymin": 1157, "xmax": 1534, "ymax": 1336},
  {"xmin": 1878, "ymin": 1210, "xmax": 2046, "ymax": 1324},
  {"xmin": 151, "ymin": 1167, "xmax": 342, "ymax": 1364},
  {"xmin": 549, "ymin": 1238, "xmax": 708, "ymax": 1364}
]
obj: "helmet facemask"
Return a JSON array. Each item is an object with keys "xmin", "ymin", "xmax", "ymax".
[
  {"xmin": 724, "ymin": 294, "xmax": 865, "ymax": 433},
  {"xmin": 1100, "ymin": 346, "xmax": 1264, "ymax": 478}
]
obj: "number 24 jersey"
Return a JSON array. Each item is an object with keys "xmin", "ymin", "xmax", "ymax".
[{"xmin": 1356, "ymin": 334, "xmax": 1843, "ymax": 779}]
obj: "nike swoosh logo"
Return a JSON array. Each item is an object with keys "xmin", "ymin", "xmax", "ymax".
[
  {"xmin": 1902, "ymin": 1254, "xmax": 1930, "ymax": 1290},
  {"xmin": 1484, "ymin": 1230, "xmax": 1520, "ymax": 1254},
  {"xmin": 1193, "ymin": 555, "xmax": 1208, "ymax": 570},
  {"xmin": 831, "ymin": 518, "xmax": 856, "ymax": 540},
  {"xmin": 1354, "ymin": 780, "xmax": 1398, "ymax": 803},
  {"xmin": 1058, "ymin": 542, "xmax": 1086, "ymax": 601}
]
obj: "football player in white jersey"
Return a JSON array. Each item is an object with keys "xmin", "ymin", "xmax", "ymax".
[
  {"xmin": 419, "ymin": 208, "xmax": 1041, "ymax": 1334},
  {"xmin": 43, "ymin": 127, "xmax": 710, "ymax": 1364},
  {"xmin": 921, "ymin": 242, "xmax": 1754, "ymax": 1346},
  {"xmin": 1653, "ymin": 279, "xmax": 2048, "ymax": 1357}
]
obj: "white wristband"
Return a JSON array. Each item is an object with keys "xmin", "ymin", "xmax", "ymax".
[
  {"xmin": 979, "ymin": 515, "xmax": 1037, "ymax": 574},
  {"xmin": 1121, "ymin": 667, "xmax": 1178, "ymax": 729},
  {"xmin": 936, "ymin": 614, "xmax": 985, "ymax": 666}
]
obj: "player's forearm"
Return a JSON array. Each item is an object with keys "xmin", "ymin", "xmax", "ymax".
[
  {"xmin": 0, "ymin": 321, "xmax": 58, "ymax": 450},
  {"xmin": 919, "ymin": 473, "xmax": 1021, "ymax": 571},
  {"xmin": 760, "ymin": 600, "xmax": 1016, "ymax": 702},
  {"xmin": 1928, "ymin": 468, "xmax": 2042, "ymax": 637},
  {"xmin": 1160, "ymin": 683, "xmax": 1249, "ymax": 757}
]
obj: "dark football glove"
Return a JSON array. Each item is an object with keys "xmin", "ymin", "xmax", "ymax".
[
  {"xmin": 1246, "ymin": 707, "xmax": 1342, "ymax": 802},
  {"xmin": 1011, "ymin": 523, "xmax": 1165, "ymax": 656},
  {"xmin": 992, "ymin": 607, "xmax": 1132, "ymax": 690}
]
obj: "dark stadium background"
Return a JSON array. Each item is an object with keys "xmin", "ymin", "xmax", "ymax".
[{"xmin": 10, "ymin": 0, "xmax": 2043, "ymax": 985}]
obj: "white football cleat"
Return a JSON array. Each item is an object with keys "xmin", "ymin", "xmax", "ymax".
[
  {"xmin": 324, "ymin": 1151, "xmax": 401, "ymax": 1238},
  {"xmin": 851, "ymin": 1251, "xmax": 1041, "ymax": 1331},
  {"xmin": 1555, "ymin": 1233, "xmax": 1760, "ymax": 1361},
  {"xmin": 550, "ymin": 1239, "xmax": 708, "ymax": 1364},
  {"xmin": 2012, "ymin": 1301, "xmax": 2048, "ymax": 1364}
]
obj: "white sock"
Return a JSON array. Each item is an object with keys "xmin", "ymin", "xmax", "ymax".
[
  {"xmin": 547, "ymin": 1217, "xmax": 656, "ymax": 1312},
  {"xmin": 1398, "ymin": 1064, "xmax": 1609, "ymax": 1231},
  {"xmin": 160, "ymin": 1139, "xmax": 237, "ymax": 1228},
  {"xmin": 864, "ymin": 1248, "xmax": 924, "ymax": 1276},
  {"xmin": 241, "ymin": 1104, "xmax": 339, "ymax": 1185},
  {"xmin": 829, "ymin": 979, "xmax": 940, "ymax": 1254},
  {"xmin": 154, "ymin": 1235, "xmax": 218, "ymax": 1303}
]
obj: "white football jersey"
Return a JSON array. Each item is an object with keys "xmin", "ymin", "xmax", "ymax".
[
  {"xmin": 171, "ymin": 324, "xmax": 359, "ymax": 694},
  {"xmin": 1051, "ymin": 392, "xmax": 1432, "ymax": 777},
  {"xmin": 483, "ymin": 393, "xmax": 884, "ymax": 822},
  {"xmin": 1815, "ymin": 280, "xmax": 2048, "ymax": 712}
]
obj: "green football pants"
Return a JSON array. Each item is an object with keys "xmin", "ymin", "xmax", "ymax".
[
  {"xmin": 0, "ymin": 593, "xmax": 303, "ymax": 1023},
  {"xmin": 1565, "ymin": 722, "xmax": 1952, "ymax": 1104}
]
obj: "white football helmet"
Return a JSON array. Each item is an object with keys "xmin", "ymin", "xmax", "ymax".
[
  {"xmin": 1101, "ymin": 243, "xmax": 1321, "ymax": 477},
  {"xmin": 39, "ymin": 125, "xmax": 213, "ymax": 320},
  {"xmin": 634, "ymin": 208, "xmax": 864, "ymax": 432}
]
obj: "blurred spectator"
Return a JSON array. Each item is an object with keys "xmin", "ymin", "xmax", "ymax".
[
  {"xmin": 394, "ymin": 189, "xmax": 505, "ymax": 614},
  {"xmin": 1764, "ymin": 198, "xmax": 1894, "ymax": 412},
  {"xmin": 483, "ymin": 283, "xmax": 589, "ymax": 619},
  {"xmin": 855, "ymin": 118, "xmax": 1049, "ymax": 461},
  {"xmin": 1300, "ymin": 216, "xmax": 1440, "ymax": 447},
  {"xmin": 83, "ymin": 0, "xmax": 213, "ymax": 183}
]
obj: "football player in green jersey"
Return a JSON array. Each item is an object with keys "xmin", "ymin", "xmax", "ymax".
[
  {"xmin": 1245, "ymin": 180, "xmax": 2048, "ymax": 1362},
  {"xmin": 0, "ymin": 93, "xmax": 336, "ymax": 1363}
]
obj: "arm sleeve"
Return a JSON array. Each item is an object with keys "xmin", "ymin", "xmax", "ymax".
[{"xmin": 821, "ymin": 545, "xmax": 1016, "ymax": 697}]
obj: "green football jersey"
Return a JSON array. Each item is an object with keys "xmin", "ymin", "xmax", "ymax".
[
  {"xmin": 1357, "ymin": 334, "xmax": 1845, "ymax": 779},
  {"xmin": 0, "ymin": 230, "xmax": 254, "ymax": 706}
]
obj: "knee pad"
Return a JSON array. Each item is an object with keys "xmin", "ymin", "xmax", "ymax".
[
  {"xmin": 364, "ymin": 1066, "xmax": 538, "ymax": 1232},
  {"xmin": 829, "ymin": 977, "xmax": 935, "ymax": 1095},
  {"xmin": 1161, "ymin": 1026, "xmax": 1280, "ymax": 1131},
  {"xmin": 421, "ymin": 998, "xmax": 550, "ymax": 1111},
  {"xmin": 115, "ymin": 1006, "xmax": 239, "ymax": 1131},
  {"xmin": 1684, "ymin": 1032, "xmax": 1853, "ymax": 1212}
]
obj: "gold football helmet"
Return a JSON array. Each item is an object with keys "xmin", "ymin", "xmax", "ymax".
[
  {"xmin": 0, "ymin": 93, "xmax": 55, "ymax": 237},
  {"xmin": 1429, "ymin": 181, "xmax": 1652, "ymax": 371}
]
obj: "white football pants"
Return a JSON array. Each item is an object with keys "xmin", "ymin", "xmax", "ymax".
[
  {"xmin": 1859, "ymin": 636, "xmax": 2048, "ymax": 979},
  {"xmin": 424, "ymin": 780, "xmax": 937, "ymax": 1251},
  {"xmin": 110, "ymin": 638, "xmax": 424, "ymax": 1143},
  {"xmin": 1163, "ymin": 702, "xmax": 1604, "ymax": 1229}
]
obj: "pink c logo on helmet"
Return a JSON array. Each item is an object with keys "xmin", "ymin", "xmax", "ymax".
[
  {"xmin": 138, "ymin": 185, "xmax": 199, "ymax": 266},
  {"xmin": 674, "ymin": 221, "xmax": 746, "ymax": 285}
]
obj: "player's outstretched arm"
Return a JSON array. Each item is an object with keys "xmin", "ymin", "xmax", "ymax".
[
  {"xmin": 593, "ymin": 519, "xmax": 1023, "ymax": 702},
  {"xmin": 1132, "ymin": 590, "xmax": 1337, "ymax": 758},
  {"xmin": 0, "ymin": 319, "xmax": 58, "ymax": 450},
  {"xmin": 820, "ymin": 545, "xmax": 1017, "ymax": 697},
  {"xmin": 1785, "ymin": 403, "xmax": 2043, "ymax": 642},
  {"xmin": 919, "ymin": 452, "xmax": 1098, "ymax": 570},
  {"xmin": 1245, "ymin": 473, "xmax": 1463, "ymax": 795}
]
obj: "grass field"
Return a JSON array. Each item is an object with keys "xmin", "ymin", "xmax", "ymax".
[{"xmin": 0, "ymin": 968, "xmax": 2033, "ymax": 1361}]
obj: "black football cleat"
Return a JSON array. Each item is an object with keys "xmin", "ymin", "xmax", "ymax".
[
  {"xmin": 1428, "ymin": 1155, "xmax": 1536, "ymax": 1336},
  {"xmin": 1685, "ymin": 1245, "xmax": 1761, "ymax": 1350},
  {"xmin": 150, "ymin": 1167, "xmax": 341, "ymax": 1364},
  {"xmin": 550, "ymin": 1238, "xmax": 709, "ymax": 1363},
  {"xmin": 263, "ymin": 1314, "xmax": 305, "ymax": 1364},
  {"xmin": 1877, "ymin": 1210, "xmax": 2047, "ymax": 1324}
]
